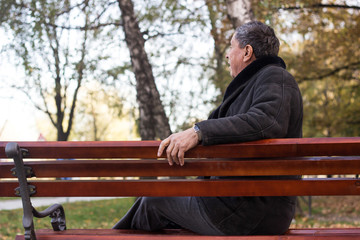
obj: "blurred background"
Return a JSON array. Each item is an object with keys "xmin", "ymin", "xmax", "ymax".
[{"xmin": 0, "ymin": 0, "xmax": 358, "ymax": 142}]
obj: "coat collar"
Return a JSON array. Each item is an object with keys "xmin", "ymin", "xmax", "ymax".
[
  {"xmin": 223, "ymin": 55, "xmax": 286, "ymax": 100},
  {"xmin": 209, "ymin": 55, "xmax": 286, "ymax": 119}
]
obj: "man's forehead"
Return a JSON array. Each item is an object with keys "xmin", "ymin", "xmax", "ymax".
[
  {"xmin": 230, "ymin": 35, "xmax": 239, "ymax": 46},
  {"xmin": 230, "ymin": 34, "xmax": 236, "ymax": 43}
]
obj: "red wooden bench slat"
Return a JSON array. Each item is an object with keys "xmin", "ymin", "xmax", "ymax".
[
  {"xmin": 2, "ymin": 179, "xmax": 360, "ymax": 197},
  {"xmin": 0, "ymin": 181, "xmax": 16, "ymax": 196},
  {"xmin": 13, "ymin": 228, "xmax": 360, "ymax": 240},
  {"xmin": 1, "ymin": 156, "xmax": 360, "ymax": 178},
  {"xmin": 1, "ymin": 137, "xmax": 360, "ymax": 159}
]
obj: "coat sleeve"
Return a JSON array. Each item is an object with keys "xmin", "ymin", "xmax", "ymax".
[{"xmin": 197, "ymin": 70, "xmax": 299, "ymax": 145}]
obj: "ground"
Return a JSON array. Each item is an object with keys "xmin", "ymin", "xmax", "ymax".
[{"xmin": 292, "ymin": 196, "xmax": 360, "ymax": 228}]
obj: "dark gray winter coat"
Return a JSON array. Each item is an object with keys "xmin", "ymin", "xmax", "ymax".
[
  {"xmin": 195, "ymin": 56, "xmax": 303, "ymax": 235},
  {"xmin": 197, "ymin": 56, "xmax": 302, "ymax": 145}
]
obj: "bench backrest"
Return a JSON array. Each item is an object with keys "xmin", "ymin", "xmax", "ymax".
[{"xmin": 1, "ymin": 137, "xmax": 360, "ymax": 197}]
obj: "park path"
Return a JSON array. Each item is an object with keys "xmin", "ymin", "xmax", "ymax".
[{"xmin": 0, "ymin": 197, "xmax": 120, "ymax": 211}]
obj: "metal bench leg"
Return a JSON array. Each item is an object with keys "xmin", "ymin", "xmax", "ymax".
[
  {"xmin": 33, "ymin": 204, "xmax": 66, "ymax": 231},
  {"xmin": 6, "ymin": 142, "xmax": 66, "ymax": 240},
  {"xmin": 6, "ymin": 142, "xmax": 36, "ymax": 240}
]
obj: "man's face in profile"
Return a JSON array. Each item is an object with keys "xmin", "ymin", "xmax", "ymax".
[{"xmin": 226, "ymin": 35, "xmax": 247, "ymax": 78}]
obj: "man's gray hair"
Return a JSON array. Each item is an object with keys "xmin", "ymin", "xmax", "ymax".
[{"xmin": 235, "ymin": 21, "xmax": 280, "ymax": 58}]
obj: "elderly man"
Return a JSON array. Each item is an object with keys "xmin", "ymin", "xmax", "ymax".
[{"xmin": 113, "ymin": 21, "xmax": 303, "ymax": 235}]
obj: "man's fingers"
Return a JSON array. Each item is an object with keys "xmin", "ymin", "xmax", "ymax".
[
  {"xmin": 157, "ymin": 138, "xmax": 170, "ymax": 157},
  {"xmin": 171, "ymin": 145, "xmax": 180, "ymax": 165},
  {"xmin": 178, "ymin": 150, "xmax": 185, "ymax": 166},
  {"xmin": 158, "ymin": 129, "xmax": 198, "ymax": 167},
  {"xmin": 166, "ymin": 142, "xmax": 175, "ymax": 166}
]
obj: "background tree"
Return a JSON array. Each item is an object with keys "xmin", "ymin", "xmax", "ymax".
[
  {"xmin": 117, "ymin": 0, "xmax": 171, "ymax": 140},
  {"xmin": 204, "ymin": 1, "xmax": 233, "ymax": 107},
  {"xmin": 72, "ymin": 82, "xmax": 131, "ymax": 141},
  {"xmin": 1, "ymin": 0, "xmax": 359, "ymax": 142},
  {"xmin": 269, "ymin": 0, "xmax": 360, "ymax": 137},
  {"xmin": 226, "ymin": 0, "xmax": 255, "ymax": 28},
  {"xmin": 0, "ymin": 0, "xmax": 118, "ymax": 141},
  {"xmin": 224, "ymin": 0, "xmax": 360, "ymax": 137}
]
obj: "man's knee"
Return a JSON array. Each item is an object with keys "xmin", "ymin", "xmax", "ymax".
[
  {"xmin": 135, "ymin": 197, "xmax": 170, "ymax": 218},
  {"xmin": 140, "ymin": 197, "xmax": 163, "ymax": 210},
  {"xmin": 131, "ymin": 197, "xmax": 169, "ymax": 230}
]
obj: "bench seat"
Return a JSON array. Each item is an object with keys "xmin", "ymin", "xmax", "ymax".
[{"xmin": 14, "ymin": 228, "xmax": 360, "ymax": 240}]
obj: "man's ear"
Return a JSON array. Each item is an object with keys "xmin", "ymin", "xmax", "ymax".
[{"xmin": 244, "ymin": 45, "xmax": 255, "ymax": 62}]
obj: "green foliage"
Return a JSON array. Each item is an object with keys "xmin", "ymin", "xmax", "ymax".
[
  {"xmin": 203, "ymin": 0, "xmax": 360, "ymax": 139},
  {"xmin": 253, "ymin": 0, "xmax": 360, "ymax": 137},
  {"xmin": 300, "ymin": 78, "xmax": 360, "ymax": 137},
  {"xmin": 0, "ymin": 1, "xmax": 13, "ymax": 24},
  {"xmin": 284, "ymin": 2, "xmax": 359, "ymax": 137}
]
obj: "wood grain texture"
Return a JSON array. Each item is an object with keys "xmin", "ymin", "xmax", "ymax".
[
  {"xmin": 1, "ymin": 137, "xmax": 360, "ymax": 159},
  {"xmin": 1, "ymin": 156, "xmax": 360, "ymax": 178},
  {"xmin": 13, "ymin": 228, "xmax": 360, "ymax": 240},
  {"xmin": 2, "ymin": 179, "xmax": 360, "ymax": 197}
]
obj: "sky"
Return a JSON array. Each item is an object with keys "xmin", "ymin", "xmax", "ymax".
[
  {"xmin": 0, "ymin": 25, "xmax": 38, "ymax": 140},
  {"xmin": 0, "ymin": 87, "xmax": 40, "ymax": 141},
  {"xmin": 0, "ymin": 37, "xmax": 39, "ymax": 141}
]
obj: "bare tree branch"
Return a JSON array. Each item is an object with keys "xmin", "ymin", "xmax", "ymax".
[
  {"xmin": 298, "ymin": 61, "xmax": 360, "ymax": 82},
  {"xmin": 65, "ymin": 5, "xmax": 89, "ymax": 139},
  {"xmin": 280, "ymin": 4, "xmax": 360, "ymax": 11},
  {"xmin": 47, "ymin": 22, "xmax": 123, "ymax": 30},
  {"xmin": 54, "ymin": 0, "xmax": 88, "ymax": 17},
  {"xmin": 11, "ymin": 1, "xmax": 121, "ymax": 31},
  {"xmin": 11, "ymin": 84, "xmax": 57, "ymax": 127},
  {"xmin": 143, "ymin": 30, "xmax": 184, "ymax": 40}
]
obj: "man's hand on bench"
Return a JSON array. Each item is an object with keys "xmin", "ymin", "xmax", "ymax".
[{"xmin": 157, "ymin": 128, "xmax": 199, "ymax": 166}]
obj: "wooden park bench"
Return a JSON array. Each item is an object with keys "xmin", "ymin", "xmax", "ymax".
[{"xmin": 1, "ymin": 137, "xmax": 360, "ymax": 239}]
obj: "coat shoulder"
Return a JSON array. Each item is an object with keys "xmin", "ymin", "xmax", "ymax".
[{"xmin": 256, "ymin": 65, "xmax": 297, "ymax": 86}]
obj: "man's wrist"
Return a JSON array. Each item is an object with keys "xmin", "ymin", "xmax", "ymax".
[{"xmin": 193, "ymin": 125, "xmax": 202, "ymax": 143}]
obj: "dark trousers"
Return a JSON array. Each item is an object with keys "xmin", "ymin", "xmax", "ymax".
[
  {"xmin": 113, "ymin": 196, "xmax": 295, "ymax": 235},
  {"xmin": 112, "ymin": 196, "xmax": 224, "ymax": 235}
]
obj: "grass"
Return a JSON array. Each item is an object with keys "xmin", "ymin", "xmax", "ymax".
[
  {"xmin": 291, "ymin": 196, "xmax": 360, "ymax": 228},
  {"xmin": 1, "ymin": 196, "xmax": 360, "ymax": 239},
  {"xmin": 0, "ymin": 197, "xmax": 135, "ymax": 240},
  {"xmin": 0, "ymin": 197, "xmax": 18, "ymax": 200}
]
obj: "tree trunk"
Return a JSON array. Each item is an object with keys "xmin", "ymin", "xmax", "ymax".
[
  {"xmin": 205, "ymin": 1, "xmax": 233, "ymax": 105},
  {"xmin": 117, "ymin": 0, "xmax": 172, "ymax": 140},
  {"xmin": 226, "ymin": 0, "xmax": 255, "ymax": 28},
  {"xmin": 44, "ymin": 16, "xmax": 85, "ymax": 141}
]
